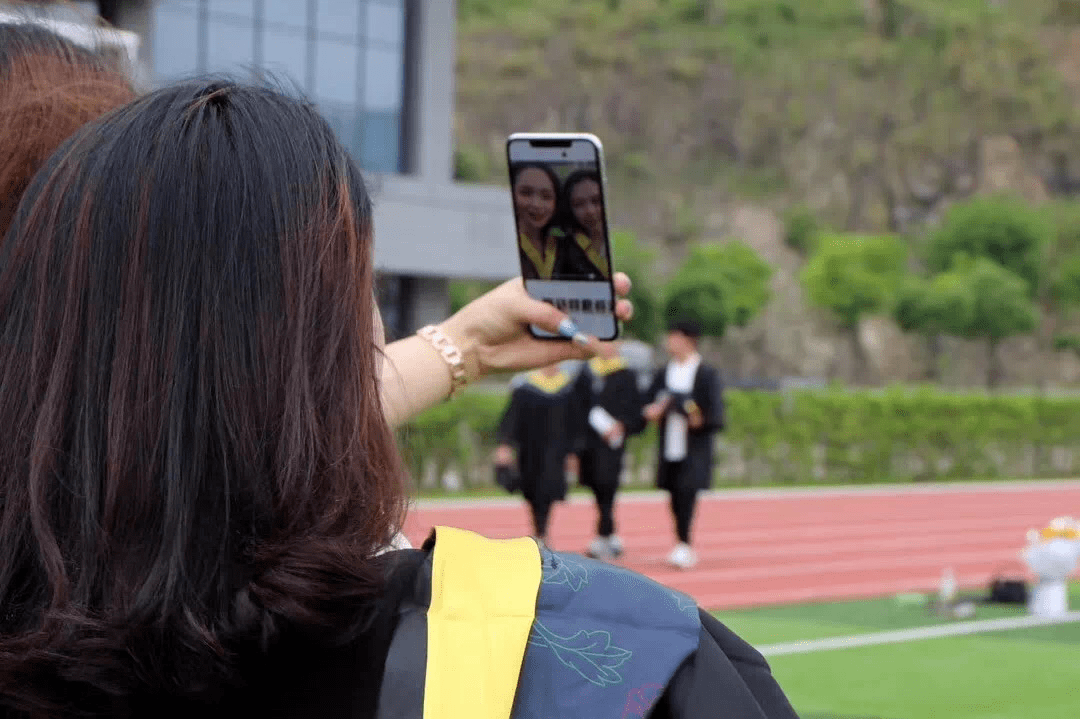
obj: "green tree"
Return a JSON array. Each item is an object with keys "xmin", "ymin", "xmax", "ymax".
[
  {"xmin": 1045, "ymin": 203, "xmax": 1080, "ymax": 367},
  {"xmin": 449, "ymin": 279, "xmax": 499, "ymax": 314},
  {"xmin": 1050, "ymin": 253, "xmax": 1080, "ymax": 361},
  {"xmin": 663, "ymin": 240, "xmax": 773, "ymax": 339},
  {"xmin": 894, "ymin": 271, "xmax": 978, "ymax": 381},
  {"xmin": 926, "ymin": 195, "xmax": 1049, "ymax": 295},
  {"xmin": 609, "ymin": 230, "xmax": 662, "ymax": 342},
  {"xmin": 782, "ymin": 204, "xmax": 819, "ymax": 255},
  {"xmin": 894, "ymin": 275, "xmax": 938, "ymax": 380},
  {"xmin": 801, "ymin": 233, "xmax": 907, "ymax": 381},
  {"xmin": 932, "ymin": 256, "xmax": 1038, "ymax": 387},
  {"xmin": 453, "ymin": 145, "xmax": 491, "ymax": 182}
]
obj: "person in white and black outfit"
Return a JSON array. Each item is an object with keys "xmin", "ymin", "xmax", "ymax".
[{"xmin": 643, "ymin": 318, "xmax": 724, "ymax": 569}]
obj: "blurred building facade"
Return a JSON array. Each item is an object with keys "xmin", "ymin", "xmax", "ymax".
[{"xmin": 4, "ymin": 0, "xmax": 515, "ymax": 339}]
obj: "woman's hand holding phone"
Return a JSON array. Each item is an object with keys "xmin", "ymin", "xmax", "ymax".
[{"xmin": 438, "ymin": 272, "xmax": 633, "ymax": 381}]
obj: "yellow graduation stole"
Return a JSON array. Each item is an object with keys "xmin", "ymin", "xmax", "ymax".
[
  {"xmin": 520, "ymin": 232, "xmax": 558, "ymax": 280},
  {"xmin": 425, "ymin": 527, "xmax": 542, "ymax": 719},
  {"xmin": 574, "ymin": 232, "xmax": 609, "ymax": 278},
  {"xmin": 526, "ymin": 370, "xmax": 571, "ymax": 394},
  {"xmin": 588, "ymin": 356, "xmax": 626, "ymax": 377}
]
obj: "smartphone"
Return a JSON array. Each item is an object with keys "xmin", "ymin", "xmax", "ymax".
[{"xmin": 506, "ymin": 132, "xmax": 619, "ymax": 341}]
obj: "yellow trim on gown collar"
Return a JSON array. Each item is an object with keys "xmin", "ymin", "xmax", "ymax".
[
  {"xmin": 526, "ymin": 370, "xmax": 572, "ymax": 394},
  {"xmin": 588, "ymin": 356, "xmax": 626, "ymax": 377},
  {"xmin": 425, "ymin": 527, "xmax": 542, "ymax": 719},
  {"xmin": 520, "ymin": 231, "xmax": 558, "ymax": 280}
]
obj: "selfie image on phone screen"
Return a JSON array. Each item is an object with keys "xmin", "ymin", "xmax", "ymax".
[{"xmin": 507, "ymin": 134, "xmax": 618, "ymax": 341}]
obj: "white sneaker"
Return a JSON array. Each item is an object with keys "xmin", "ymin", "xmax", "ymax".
[
  {"xmin": 608, "ymin": 535, "xmax": 624, "ymax": 558},
  {"xmin": 667, "ymin": 542, "xmax": 697, "ymax": 570},
  {"xmin": 586, "ymin": 536, "xmax": 613, "ymax": 560}
]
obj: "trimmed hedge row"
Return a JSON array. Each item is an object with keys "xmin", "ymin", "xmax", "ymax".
[{"xmin": 396, "ymin": 388, "xmax": 1080, "ymax": 489}]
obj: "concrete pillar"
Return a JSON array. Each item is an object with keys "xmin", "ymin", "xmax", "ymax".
[
  {"xmin": 105, "ymin": 0, "xmax": 154, "ymax": 91},
  {"xmin": 405, "ymin": 275, "xmax": 451, "ymax": 334},
  {"xmin": 403, "ymin": 0, "xmax": 455, "ymax": 182}
]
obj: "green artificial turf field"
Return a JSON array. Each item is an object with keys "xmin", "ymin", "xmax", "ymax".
[{"xmin": 714, "ymin": 584, "xmax": 1080, "ymax": 719}]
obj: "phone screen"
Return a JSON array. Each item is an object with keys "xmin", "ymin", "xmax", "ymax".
[{"xmin": 507, "ymin": 136, "xmax": 618, "ymax": 341}]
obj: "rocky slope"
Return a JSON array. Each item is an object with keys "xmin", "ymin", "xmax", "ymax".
[{"xmin": 455, "ymin": 1, "xmax": 1080, "ymax": 387}]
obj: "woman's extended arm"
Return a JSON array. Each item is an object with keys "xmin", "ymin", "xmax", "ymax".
[
  {"xmin": 380, "ymin": 275, "xmax": 633, "ymax": 428},
  {"xmin": 380, "ymin": 333, "xmax": 460, "ymax": 428}
]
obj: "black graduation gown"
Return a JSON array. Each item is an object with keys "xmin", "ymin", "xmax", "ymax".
[
  {"xmin": 574, "ymin": 357, "xmax": 646, "ymax": 492},
  {"xmin": 646, "ymin": 362, "xmax": 725, "ymax": 493},
  {"xmin": 519, "ymin": 229, "xmax": 564, "ymax": 280},
  {"xmin": 8, "ymin": 543, "xmax": 799, "ymax": 719},
  {"xmin": 556, "ymin": 231, "xmax": 611, "ymax": 280},
  {"xmin": 374, "ymin": 542, "xmax": 801, "ymax": 719},
  {"xmin": 496, "ymin": 371, "xmax": 585, "ymax": 505}
]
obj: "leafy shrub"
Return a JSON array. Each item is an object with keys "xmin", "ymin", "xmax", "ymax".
[
  {"xmin": 926, "ymin": 195, "xmax": 1050, "ymax": 296},
  {"xmin": 801, "ymin": 234, "xmax": 907, "ymax": 329},
  {"xmin": 783, "ymin": 204, "xmax": 819, "ymax": 254},
  {"xmin": 610, "ymin": 230, "xmax": 663, "ymax": 342},
  {"xmin": 399, "ymin": 386, "xmax": 1080, "ymax": 488},
  {"xmin": 664, "ymin": 240, "xmax": 773, "ymax": 337}
]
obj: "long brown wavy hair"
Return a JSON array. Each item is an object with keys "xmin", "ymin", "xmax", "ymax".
[
  {"xmin": 0, "ymin": 21, "xmax": 134, "ymax": 238},
  {"xmin": 0, "ymin": 79, "xmax": 408, "ymax": 716}
]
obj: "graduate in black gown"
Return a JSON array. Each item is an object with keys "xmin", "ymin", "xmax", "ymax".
[
  {"xmin": 573, "ymin": 343, "xmax": 646, "ymax": 559},
  {"xmin": 556, "ymin": 169, "xmax": 612, "ymax": 280},
  {"xmin": 643, "ymin": 318, "xmax": 725, "ymax": 569},
  {"xmin": 511, "ymin": 162, "xmax": 566, "ymax": 281},
  {"xmin": 495, "ymin": 362, "xmax": 586, "ymax": 544}
]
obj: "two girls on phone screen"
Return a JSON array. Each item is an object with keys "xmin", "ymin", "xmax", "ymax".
[{"xmin": 510, "ymin": 161, "xmax": 611, "ymax": 282}]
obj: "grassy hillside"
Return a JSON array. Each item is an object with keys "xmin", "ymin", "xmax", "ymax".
[{"xmin": 455, "ymin": 0, "xmax": 1080, "ymax": 238}]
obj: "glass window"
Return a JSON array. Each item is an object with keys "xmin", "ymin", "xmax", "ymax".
[
  {"xmin": 317, "ymin": 100, "xmax": 360, "ymax": 158},
  {"xmin": 360, "ymin": 109, "xmax": 401, "ymax": 173},
  {"xmin": 313, "ymin": 38, "xmax": 358, "ymax": 104},
  {"xmin": 315, "ymin": 0, "xmax": 360, "ymax": 41},
  {"xmin": 205, "ymin": 18, "xmax": 256, "ymax": 77},
  {"xmin": 207, "ymin": 0, "xmax": 255, "ymax": 21},
  {"xmin": 264, "ymin": 0, "xmax": 309, "ymax": 30},
  {"xmin": 365, "ymin": 0, "xmax": 404, "ymax": 49},
  {"xmin": 362, "ymin": 45, "xmax": 402, "ymax": 111},
  {"xmin": 152, "ymin": 4, "xmax": 200, "ymax": 82},
  {"xmin": 261, "ymin": 27, "xmax": 308, "ymax": 90}
]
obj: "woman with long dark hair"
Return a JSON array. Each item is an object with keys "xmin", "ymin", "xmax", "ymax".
[
  {"xmin": 0, "ymin": 20, "xmax": 576, "ymax": 437},
  {"xmin": 0, "ymin": 21, "xmax": 134, "ymax": 237},
  {"xmin": 0, "ymin": 79, "xmax": 796, "ymax": 719},
  {"xmin": 558, "ymin": 169, "xmax": 612, "ymax": 280},
  {"xmin": 511, "ymin": 161, "xmax": 564, "ymax": 280}
]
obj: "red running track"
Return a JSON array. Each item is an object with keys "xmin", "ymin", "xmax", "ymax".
[{"xmin": 401, "ymin": 481, "xmax": 1080, "ymax": 610}]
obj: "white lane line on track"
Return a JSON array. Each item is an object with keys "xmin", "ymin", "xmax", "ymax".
[
  {"xmin": 406, "ymin": 511, "xmax": 1067, "ymax": 546},
  {"xmin": 757, "ymin": 611, "xmax": 1080, "ymax": 657},
  {"xmin": 410, "ymin": 478, "xmax": 1080, "ymax": 511}
]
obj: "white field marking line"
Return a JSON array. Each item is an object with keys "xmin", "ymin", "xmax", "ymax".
[
  {"xmin": 756, "ymin": 611, "xmax": 1080, "ymax": 657},
  {"xmin": 410, "ymin": 478, "xmax": 1080, "ymax": 510}
]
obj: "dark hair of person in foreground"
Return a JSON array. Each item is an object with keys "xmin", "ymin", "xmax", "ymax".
[
  {"xmin": 0, "ymin": 79, "xmax": 407, "ymax": 716},
  {"xmin": 0, "ymin": 21, "xmax": 134, "ymax": 238}
]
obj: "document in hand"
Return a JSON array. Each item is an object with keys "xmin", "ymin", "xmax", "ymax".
[{"xmin": 588, "ymin": 406, "xmax": 623, "ymax": 449}]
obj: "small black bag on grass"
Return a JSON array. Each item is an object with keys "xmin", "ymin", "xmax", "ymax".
[{"xmin": 987, "ymin": 577, "xmax": 1028, "ymax": 604}]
